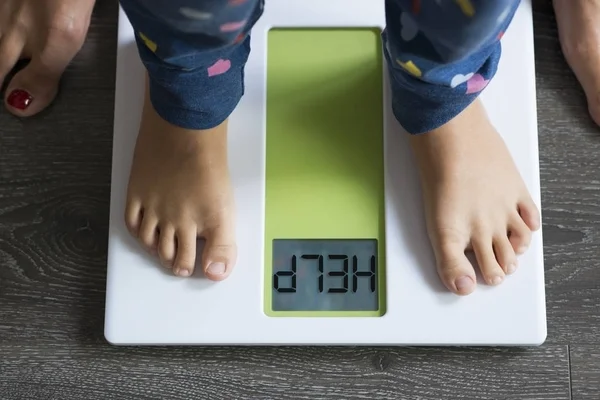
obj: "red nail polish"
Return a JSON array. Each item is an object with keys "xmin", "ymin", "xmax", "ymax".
[{"xmin": 7, "ymin": 89, "xmax": 33, "ymax": 110}]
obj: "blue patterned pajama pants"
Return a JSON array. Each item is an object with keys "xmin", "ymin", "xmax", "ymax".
[{"xmin": 119, "ymin": 0, "xmax": 520, "ymax": 134}]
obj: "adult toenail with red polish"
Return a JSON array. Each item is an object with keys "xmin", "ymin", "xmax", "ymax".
[{"xmin": 7, "ymin": 90, "xmax": 33, "ymax": 110}]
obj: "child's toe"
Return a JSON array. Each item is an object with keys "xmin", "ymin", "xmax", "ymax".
[
  {"xmin": 518, "ymin": 198, "xmax": 541, "ymax": 231},
  {"xmin": 173, "ymin": 228, "xmax": 197, "ymax": 277},
  {"xmin": 202, "ymin": 224, "xmax": 237, "ymax": 281},
  {"xmin": 473, "ymin": 236, "xmax": 505, "ymax": 286},
  {"xmin": 138, "ymin": 211, "xmax": 159, "ymax": 253},
  {"xmin": 493, "ymin": 235, "xmax": 518, "ymax": 275},
  {"xmin": 508, "ymin": 212, "xmax": 532, "ymax": 254},
  {"xmin": 433, "ymin": 235, "xmax": 477, "ymax": 295},
  {"xmin": 157, "ymin": 225, "xmax": 176, "ymax": 269},
  {"xmin": 124, "ymin": 199, "xmax": 142, "ymax": 236}
]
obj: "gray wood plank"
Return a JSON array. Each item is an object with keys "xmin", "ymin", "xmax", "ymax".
[
  {"xmin": 0, "ymin": 344, "xmax": 571, "ymax": 400},
  {"xmin": 531, "ymin": 2, "xmax": 600, "ymax": 344},
  {"xmin": 570, "ymin": 345, "xmax": 600, "ymax": 400},
  {"xmin": 0, "ymin": 0, "xmax": 117, "ymax": 347}
]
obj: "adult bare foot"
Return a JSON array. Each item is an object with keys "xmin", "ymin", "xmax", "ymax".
[
  {"xmin": 410, "ymin": 100, "xmax": 541, "ymax": 295},
  {"xmin": 554, "ymin": 0, "xmax": 600, "ymax": 126},
  {"xmin": 124, "ymin": 80, "xmax": 237, "ymax": 281},
  {"xmin": 0, "ymin": 0, "xmax": 94, "ymax": 116}
]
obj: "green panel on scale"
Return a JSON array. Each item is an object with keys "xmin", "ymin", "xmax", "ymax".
[{"xmin": 264, "ymin": 28, "xmax": 386, "ymax": 317}]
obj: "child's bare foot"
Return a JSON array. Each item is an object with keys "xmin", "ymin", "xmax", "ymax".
[
  {"xmin": 0, "ymin": 0, "xmax": 94, "ymax": 116},
  {"xmin": 124, "ymin": 82, "xmax": 237, "ymax": 280},
  {"xmin": 410, "ymin": 100, "xmax": 541, "ymax": 295},
  {"xmin": 554, "ymin": 0, "xmax": 600, "ymax": 126}
]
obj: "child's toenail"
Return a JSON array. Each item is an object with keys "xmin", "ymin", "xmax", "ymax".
[
  {"xmin": 207, "ymin": 262, "xmax": 226, "ymax": 275},
  {"xmin": 506, "ymin": 263, "xmax": 517, "ymax": 274},
  {"xmin": 177, "ymin": 269, "xmax": 190, "ymax": 277},
  {"xmin": 455, "ymin": 276, "xmax": 474, "ymax": 292},
  {"xmin": 517, "ymin": 246, "xmax": 528, "ymax": 254},
  {"xmin": 7, "ymin": 89, "xmax": 33, "ymax": 110},
  {"xmin": 491, "ymin": 276, "xmax": 503, "ymax": 285}
]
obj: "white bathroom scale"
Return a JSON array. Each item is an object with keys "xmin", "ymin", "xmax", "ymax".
[{"xmin": 104, "ymin": 0, "xmax": 546, "ymax": 346}]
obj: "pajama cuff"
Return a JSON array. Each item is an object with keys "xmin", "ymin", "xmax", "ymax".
[
  {"xmin": 148, "ymin": 76, "xmax": 240, "ymax": 130},
  {"xmin": 386, "ymin": 47, "xmax": 501, "ymax": 135},
  {"xmin": 135, "ymin": 34, "xmax": 248, "ymax": 130}
]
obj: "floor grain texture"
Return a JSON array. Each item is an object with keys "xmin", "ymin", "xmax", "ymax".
[
  {"xmin": 571, "ymin": 345, "xmax": 600, "ymax": 400},
  {"xmin": 0, "ymin": 0, "xmax": 598, "ymax": 399}
]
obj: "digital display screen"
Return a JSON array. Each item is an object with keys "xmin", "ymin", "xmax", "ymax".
[{"xmin": 271, "ymin": 239, "xmax": 379, "ymax": 312}]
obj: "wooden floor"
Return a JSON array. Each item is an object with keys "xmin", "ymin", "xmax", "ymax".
[{"xmin": 1, "ymin": 1, "xmax": 599, "ymax": 399}]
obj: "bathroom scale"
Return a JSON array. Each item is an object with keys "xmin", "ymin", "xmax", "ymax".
[{"xmin": 104, "ymin": 0, "xmax": 546, "ymax": 346}]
